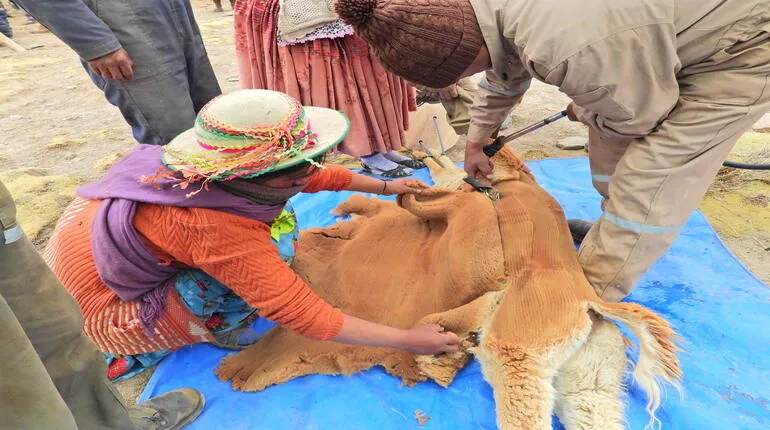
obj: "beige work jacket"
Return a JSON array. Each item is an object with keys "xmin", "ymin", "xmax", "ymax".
[{"xmin": 466, "ymin": 0, "xmax": 770, "ymax": 143}]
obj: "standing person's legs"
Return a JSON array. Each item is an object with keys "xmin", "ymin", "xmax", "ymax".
[
  {"xmin": 0, "ymin": 295, "xmax": 78, "ymax": 430},
  {"xmin": 585, "ymin": 128, "xmax": 633, "ymax": 207},
  {"xmin": 414, "ymin": 79, "xmax": 475, "ymax": 137},
  {"xmin": 566, "ymin": 128, "xmax": 632, "ymax": 243},
  {"xmin": 0, "ymin": 181, "xmax": 133, "ymax": 430},
  {"xmin": 578, "ymin": 33, "xmax": 770, "ymax": 301},
  {"xmin": 81, "ymin": 0, "xmax": 221, "ymax": 145},
  {"xmin": 1, "ymin": 181, "xmax": 206, "ymax": 429},
  {"xmin": 441, "ymin": 78, "xmax": 476, "ymax": 136},
  {"xmin": 177, "ymin": 0, "xmax": 223, "ymax": 112}
]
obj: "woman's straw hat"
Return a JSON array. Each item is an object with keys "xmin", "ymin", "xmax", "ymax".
[{"xmin": 162, "ymin": 89, "xmax": 349, "ymax": 183}]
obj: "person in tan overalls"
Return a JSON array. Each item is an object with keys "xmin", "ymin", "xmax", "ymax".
[
  {"xmin": 335, "ymin": 0, "xmax": 770, "ymax": 301},
  {"xmin": 414, "ymin": 79, "xmax": 477, "ymax": 136},
  {"xmin": 0, "ymin": 180, "xmax": 204, "ymax": 429}
]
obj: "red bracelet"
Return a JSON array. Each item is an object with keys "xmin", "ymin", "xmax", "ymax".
[{"xmin": 381, "ymin": 180, "xmax": 388, "ymax": 193}]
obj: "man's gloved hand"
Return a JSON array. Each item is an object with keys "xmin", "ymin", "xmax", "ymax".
[{"xmin": 88, "ymin": 48, "xmax": 134, "ymax": 81}]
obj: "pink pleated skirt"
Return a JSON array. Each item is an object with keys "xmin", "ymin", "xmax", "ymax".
[{"xmin": 233, "ymin": 0, "xmax": 416, "ymax": 157}]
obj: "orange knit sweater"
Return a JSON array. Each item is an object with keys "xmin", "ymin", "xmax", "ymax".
[{"xmin": 47, "ymin": 165, "xmax": 352, "ymax": 349}]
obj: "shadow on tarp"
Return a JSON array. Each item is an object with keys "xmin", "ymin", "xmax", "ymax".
[{"xmin": 139, "ymin": 157, "xmax": 770, "ymax": 429}]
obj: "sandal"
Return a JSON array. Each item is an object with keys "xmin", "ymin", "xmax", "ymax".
[
  {"xmin": 212, "ymin": 326, "xmax": 260, "ymax": 350},
  {"xmin": 393, "ymin": 158, "xmax": 426, "ymax": 170},
  {"xmin": 361, "ymin": 164, "xmax": 411, "ymax": 178},
  {"xmin": 211, "ymin": 311, "xmax": 260, "ymax": 350}
]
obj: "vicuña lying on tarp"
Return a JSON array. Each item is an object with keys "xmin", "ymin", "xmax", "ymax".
[{"xmin": 216, "ymin": 146, "xmax": 682, "ymax": 429}]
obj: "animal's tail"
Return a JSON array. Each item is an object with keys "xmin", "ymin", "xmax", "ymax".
[{"xmin": 587, "ymin": 301, "xmax": 682, "ymax": 429}]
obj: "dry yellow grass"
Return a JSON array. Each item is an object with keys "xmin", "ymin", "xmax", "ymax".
[
  {"xmin": 0, "ymin": 169, "xmax": 81, "ymax": 245},
  {"xmin": 701, "ymin": 132, "xmax": 770, "ymax": 252}
]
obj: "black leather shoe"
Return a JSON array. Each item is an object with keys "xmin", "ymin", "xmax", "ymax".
[{"xmin": 567, "ymin": 219, "xmax": 594, "ymax": 244}]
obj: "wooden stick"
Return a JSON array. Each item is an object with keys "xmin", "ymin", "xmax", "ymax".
[{"xmin": 0, "ymin": 32, "xmax": 26, "ymax": 53}]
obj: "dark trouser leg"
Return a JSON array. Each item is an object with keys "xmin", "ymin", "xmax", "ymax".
[
  {"xmin": 0, "ymin": 7, "xmax": 12, "ymax": 38},
  {"xmin": 0, "ymin": 291, "xmax": 77, "ymax": 429},
  {"xmin": 0, "ymin": 181, "xmax": 133, "ymax": 430},
  {"xmin": 179, "ymin": 0, "xmax": 223, "ymax": 112}
]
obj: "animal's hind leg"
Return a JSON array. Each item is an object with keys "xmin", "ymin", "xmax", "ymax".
[
  {"xmin": 477, "ymin": 346, "xmax": 556, "ymax": 430},
  {"xmin": 553, "ymin": 316, "xmax": 626, "ymax": 430}
]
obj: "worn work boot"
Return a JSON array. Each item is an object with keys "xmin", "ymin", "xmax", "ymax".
[
  {"xmin": 567, "ymin": 219, "xmax": 594, "ymax": 245},
  {"xmin": 129, "ymin": 388, "xmax": 205, "ymax": 430}
]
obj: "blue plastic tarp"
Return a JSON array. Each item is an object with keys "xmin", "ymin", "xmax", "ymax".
[{"xmin": 139, "ymin": 157, "xmax": 770, "ymax": 429}]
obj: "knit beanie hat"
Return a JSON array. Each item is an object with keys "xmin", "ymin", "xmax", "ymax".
[{"xmin": 335, "ymin": 0, "xmax": 484, "ymax": 89}]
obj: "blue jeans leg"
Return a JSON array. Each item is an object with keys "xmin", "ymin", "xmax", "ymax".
[{"xmin": 0, "ymin": 9, "xmax": 13, "ymax": 38}]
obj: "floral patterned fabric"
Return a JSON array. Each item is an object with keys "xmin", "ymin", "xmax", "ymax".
[{"xmin": 105, "ymin": 202, "xmax": 300, "ymax": 381}]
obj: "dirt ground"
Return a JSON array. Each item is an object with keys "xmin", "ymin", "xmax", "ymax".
[{"xmin": 1, "ymin": 0, "xmax": 768, "ymax": 406}]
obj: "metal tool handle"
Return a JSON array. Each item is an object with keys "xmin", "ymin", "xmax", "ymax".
[
  {"xmin": 483, "ymin": 110, "xmax": 568, "ymax": 157},
  {"xmin": 432, "ymin": 116, "xmax": 447, "ymax": 155},
  {"xmin": 418, "ymin": 139, "xmax": 432, "ymax": 156}
]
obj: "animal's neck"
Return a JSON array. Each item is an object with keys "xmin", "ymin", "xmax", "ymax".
[{"xmin": 493, "ymin": 180, "xmax": 585, "ymax": 274}]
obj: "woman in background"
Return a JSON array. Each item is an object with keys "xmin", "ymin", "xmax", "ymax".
[{"xmin": 234, "ymin": 0, "xmax": 424, "ymax": 178}]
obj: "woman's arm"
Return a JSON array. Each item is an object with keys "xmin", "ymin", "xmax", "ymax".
[
  {"xmin": 346, "ymin": 173, "xmax": 428, "ymax": 195},
  {"xmin": 304, "ymin": 164, "xmax": 428, "ymax": 195},
  {"xmin": 148, "ymin": 207, "xmax": 456, "ymax": 354},
  {"xmin": 333, "ymin": 314, "xmax": 460, "ymax": 354}
]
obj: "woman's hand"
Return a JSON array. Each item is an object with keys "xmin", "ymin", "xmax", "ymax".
[
  {"xmin": 382, "ymin": 178, "xmax": 429, "ymax": 195},
  {"xmin": 401, "ymin": 323, "xmax": 460, "ymax": 355}
]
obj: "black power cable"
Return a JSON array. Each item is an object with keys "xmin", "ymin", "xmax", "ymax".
[{"xmin": 722, "ymin": 160, "xmax": 770, "ymax": 170}]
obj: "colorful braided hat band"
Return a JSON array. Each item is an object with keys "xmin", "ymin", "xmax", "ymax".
[{"xmin": 159, "ymin": 90, "xmax": 350, "ymax": 193}]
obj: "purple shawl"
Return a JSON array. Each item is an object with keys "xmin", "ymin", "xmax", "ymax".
[{"xmin": 78, "ymin": 145, "xmax": 284, "ymax": 335}]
